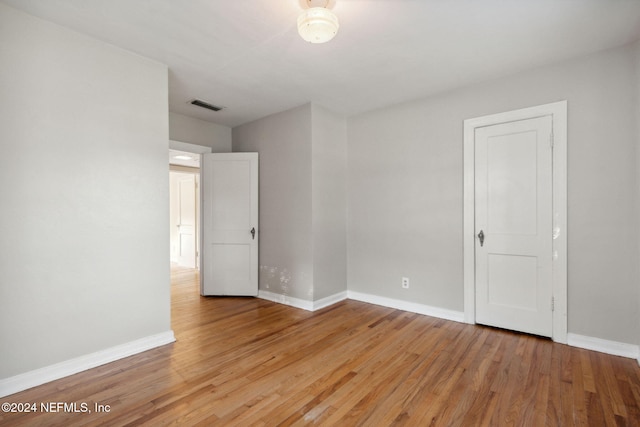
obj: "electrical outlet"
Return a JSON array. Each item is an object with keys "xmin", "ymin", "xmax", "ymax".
[{"xmin": 402, "ymin": 277, "xmax": 409, "ymax": 289}]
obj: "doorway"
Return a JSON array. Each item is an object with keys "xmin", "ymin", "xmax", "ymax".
[
  {"xmin": 170, "ymin": 167, "xmax": 199, "ymax": 269},
  {"xmin": 167, "ymin": 143, "xmax": 259, "ymax": 299},
  {"xmin": 463, "ymin": 101, "xmax": 568, "ymax": 343},
  {"xmin": 168, "ymin": 142, "xmax": 211, "ymax": 295}
]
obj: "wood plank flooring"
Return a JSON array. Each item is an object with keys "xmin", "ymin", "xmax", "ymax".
[{"xmin": 2, "ymin": 266, "xmax": 640, "ymax": 426}]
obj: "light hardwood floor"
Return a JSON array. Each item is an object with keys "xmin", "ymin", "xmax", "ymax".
[{"xmin": 2, "ymin": 266, "xmax": 640, "ymax": 426}]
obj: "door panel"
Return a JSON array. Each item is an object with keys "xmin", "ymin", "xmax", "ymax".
[
  {"xmin": 487, "ymin": 254, "xmax": 538, "ymax": 310},
  {"xmin": 487, "ymin": 133, "xmax": 538, "ymax": 236},
  {"xmin": 475, "ymin": 116, "xmax": 552, "ymax": 337},
  {"xmin": 211, "ymin": 161, "xmax": 251, "ymax": 233},
  {"xmin": 201, "ymin": 153, "xmax": 258, "ymax": 296},
  {"xmin": 211, "ymin": 244, "xmax": 253, "ymax": 295}
]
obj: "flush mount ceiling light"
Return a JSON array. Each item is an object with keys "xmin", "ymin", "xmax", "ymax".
[
  {"xmin": 298, "ymin": 0, "xmax": 339, "ymax": 44},
  {"xmin": 173, "ymin": 155, "xmax": 192, "ymax": 160}
]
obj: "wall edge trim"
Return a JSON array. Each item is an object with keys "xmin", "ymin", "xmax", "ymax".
[
  {"xmin": 567, "ymin": 333, "xmax": 639, "ymax": 359},
  {"xmin": 347, "ymin": 291, "xmax": 465, "ymax": 323},
  {"xmin": 258, "ymin": 290, "xmax": 348, "ymax": 312},
  {"xmin": 258, "ymin": 290, "xmax": 314, "ymax": 311},
  {"xmin": 0, "ymin": 330, "xmax": 176, "ymax": 398},
  {"xmin": 313, "ymin": 291, "xmax": 348, "ymax": 310}
]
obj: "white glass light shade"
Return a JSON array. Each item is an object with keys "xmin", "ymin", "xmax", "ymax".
[{"xmin": 297, "ymin": 7, "xmax": 339, "ymax": 43}]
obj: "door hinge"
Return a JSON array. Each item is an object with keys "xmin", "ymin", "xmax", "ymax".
[{"xmin": 551, "ymin": 296, "xmax": 555, "ymax": 312}]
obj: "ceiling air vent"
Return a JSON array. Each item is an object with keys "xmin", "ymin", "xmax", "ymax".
[{"xmin": 190, "ymin": 99, "xmax": 223, "ymax": 112}]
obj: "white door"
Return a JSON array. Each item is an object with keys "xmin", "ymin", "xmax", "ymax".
[
  {"xmin": 177, "ymin": 174, "xmax": 197, "ymax": 268},
  {"xmin": 474, "ymin": 116, "xmax": 553, "ymax": 337},
  {"xmin": 201, "ymin": 153, "xmax": 258, "ymax": 296}
]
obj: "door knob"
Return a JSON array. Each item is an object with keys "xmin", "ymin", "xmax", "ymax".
[
  {"xmin": 478, "ymin": 230, "xmax": 484, "ymax": 247},
  {"xmin": 250, "ymin": 227, "xmax": 256, "ymax": 240}
]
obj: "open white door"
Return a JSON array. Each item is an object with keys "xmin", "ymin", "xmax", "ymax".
[{"xmin": 201, "ymin": 153, "xmax": 258, "ymax": 296}]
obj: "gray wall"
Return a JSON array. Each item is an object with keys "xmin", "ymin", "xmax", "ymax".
[
  {"xmin": 233, "ymin": 105, "xmax": 314, "ymax": 300},
  {"xmin": 232, "ymin": 103, "xmax": 348, "ymax": 302},
  {"xmin": 312, "ymin": 104, "xmax": 348, "ymax": 300},
  {"xmin": 0, "ymin": 5, "xmax": 171, "ymax": 378},
  {"xmin": 347, "ymin": 43, "xmax": 640, "ymax": 344},
  {"xmin": 169, "ymin": 112, "xmax": 231, "ymax": 152}
]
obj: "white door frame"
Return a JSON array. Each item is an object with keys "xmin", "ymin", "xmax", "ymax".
[{"xmin": 463, "ymin": 101, "xmax": 568, "ymax": 343}]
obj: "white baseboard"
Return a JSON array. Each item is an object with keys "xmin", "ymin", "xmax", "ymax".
[
  {"xmin": 0, "ymin": 330, "xmax": 175, "ymax": 398},
  {"xmin": 259, "ymin": 289, "xmax": 464, "ymax": 323},
  {"xmin": 258, "ymin": 290, "xmax": 348, "ymax": 311},
  {"xmin": 347, "ymin": 291, "xmax": 465, "ymax": 323},
  {"xmin": 567, "ymin": 333, "xmax": 639, "ymax": 359},
  {"xmin": 313, "ymin": 291, "xmax": 348, "ymax": 310},
  {"xmin": 258, "ymin": 290, "xmax": 314, "ymax": 310}
]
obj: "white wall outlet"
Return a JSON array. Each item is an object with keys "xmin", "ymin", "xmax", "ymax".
[{"xmin": 402, "ymin": 277, "xmax": 409, "ymax": 289}]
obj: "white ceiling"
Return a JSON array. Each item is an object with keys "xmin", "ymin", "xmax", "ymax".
[{"xmin": 3, "ymin": 0, "xmax": 640, "ymax": 128}]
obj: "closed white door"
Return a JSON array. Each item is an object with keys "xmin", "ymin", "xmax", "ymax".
[
  {"xmin": 475, "ymin": 116, "xmax": 553, "ymax": 337},
  {"xmin": 177, "ymin": 174, "xmax": 197, "ymax": 268},
  {"xmin": 201, "ymin": 153, "xmax": 258, "ymax": 296}
]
